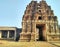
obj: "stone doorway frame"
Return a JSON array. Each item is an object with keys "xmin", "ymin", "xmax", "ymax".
[{"xmin": 35, "ymin": 24, "xmax": 46, "ymax": 41}]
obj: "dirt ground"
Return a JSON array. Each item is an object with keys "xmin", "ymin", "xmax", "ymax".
[{"xmin": 0, "ymin": 40, "xmax": 60, "ymax": 47}]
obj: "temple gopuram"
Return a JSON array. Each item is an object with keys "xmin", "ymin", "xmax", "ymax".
[{"xmin": 20, "ymin": 0, "xmax": 60, "ymax": 42}]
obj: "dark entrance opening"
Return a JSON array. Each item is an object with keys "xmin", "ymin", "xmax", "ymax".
[
  {"xmin": 9, "ymin": 30, "xmax": 14, "ymax": 38},
  {"xmin": 1, "ymin": 30, "xmax": 8, "ymax": 38},
  {"xmin": 36, "ymin": 25, "xmax": 45, "ymax": 41}
]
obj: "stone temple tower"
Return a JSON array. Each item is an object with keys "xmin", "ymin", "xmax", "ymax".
[{"xmin": 20, "ymin": 0, "xmax": 60, "ymax": 41}]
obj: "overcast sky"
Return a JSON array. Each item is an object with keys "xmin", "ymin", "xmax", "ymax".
[{"xmin": 0, "ymin": 0, "xmax": 60, "ymax": 28}]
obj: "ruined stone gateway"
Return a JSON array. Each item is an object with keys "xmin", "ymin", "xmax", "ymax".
[{"xmin": 20, "ymin": 0, "xmax": 60, "ymax": 41}]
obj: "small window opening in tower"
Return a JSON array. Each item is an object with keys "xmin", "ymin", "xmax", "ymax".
[
  {"xmin": 39, "ymin": 10, "xmax": 41, "ymax": 12},
  {"xmin": 27, "ymin": 10, "xmax": 30, "ymax": 13},
  {"xmin": 38, "ymin": 16, "xmax": 42, "ymax": 20}
]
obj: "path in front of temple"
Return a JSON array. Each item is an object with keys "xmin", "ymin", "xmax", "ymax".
[{"xmin": 0, "ymin": 40, "xmax": 59, "ymax": 47}]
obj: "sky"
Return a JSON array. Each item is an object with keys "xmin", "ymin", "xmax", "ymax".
[{"xmin": 0, "ymin": 0, "xmax": 60, "ymax": 28}]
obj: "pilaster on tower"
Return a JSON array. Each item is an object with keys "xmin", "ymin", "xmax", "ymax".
[
  {"xmin": 42, "ymin": 0, "xmax": 45, "ymax": 1},
  {"xmin": 32, "ymin": 0, "xmax": 37, "ymax": 1},
  {"xmin": 32, "ymin": 0, "xmax": 34, "ymax": 1}
]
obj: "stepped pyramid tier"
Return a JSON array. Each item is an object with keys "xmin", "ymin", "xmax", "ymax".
[{"xmin": 20, "ymin": 0, "xmax": 60, "ymax": 41}]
